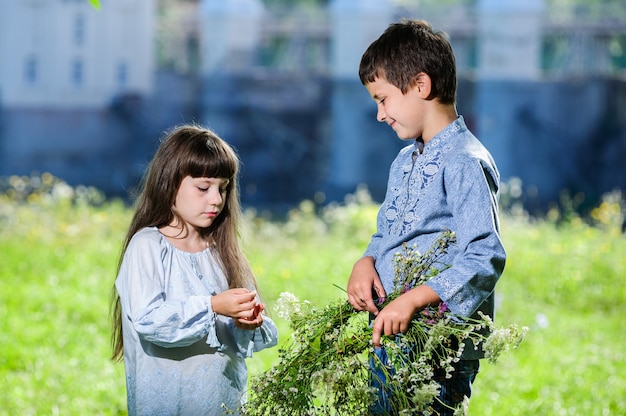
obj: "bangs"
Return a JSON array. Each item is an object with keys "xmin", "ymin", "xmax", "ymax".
[
  {"xmin": 359, "ymin": 64, "xmax": 384, "ymax": 86},
  {"xmin": 183, "ymin": 133, "xmax": 238, "ymax": 181}
]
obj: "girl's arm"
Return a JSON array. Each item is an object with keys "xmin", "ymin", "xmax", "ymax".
[{"xmin": 116, "ymin": 231, "xmax": 219, "ymax": 348}]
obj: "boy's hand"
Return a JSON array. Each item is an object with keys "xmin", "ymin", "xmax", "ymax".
[
  {"xmin": 347, "ymin": 256, "xmax": 386, "ymax": 315},
  {"xmin": 371, "ymin": 295, "xmax": 415, "ymax": 347},
  {"xmin": 371, "ymin": 285, "xmax": 441, "ymax": 347}
]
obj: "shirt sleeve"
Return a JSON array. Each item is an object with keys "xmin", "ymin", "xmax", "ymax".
[
  {"xmin": 116, "ymin": 231, "xmax": 219, "ymax": 348},
  {"xmin": 425, "ymin": 158, "xmax": 506, "ymax": 317},
  {"xmin": 363, "ymin": 206, "xmax": 385, "ymax": 260},
  {"xmin": 231, "ymin": 315, "xmax": 279, "ymax": 358}
]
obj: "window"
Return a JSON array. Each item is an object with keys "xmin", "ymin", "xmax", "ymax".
[
  {"xmin": 74, "ymin": 14, "xmax": 85, "ymax": 46},
  {"xmin": 25, "ymin": 56, "xmax": 38, "ymax": 85},
  {"xmin": 72, "ymin": 59, "xmax": 83, "ymax": 86},
  {"xmin": 117, "ymin": 62, "xmax": 128, "ymax": 88}
]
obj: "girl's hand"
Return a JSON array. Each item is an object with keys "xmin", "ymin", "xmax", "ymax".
[
  {"xmin": 234, "ymin": 303, "xmax": 265, "ymax": 330},
  {"xmin": 211, "ymin": 288, "xmax": 258, "ymax": 319}
]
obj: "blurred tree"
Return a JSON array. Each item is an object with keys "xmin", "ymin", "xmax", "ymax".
[{"xmin": 89, "ymin": 0, "xmax": 100, "ymax": 9}]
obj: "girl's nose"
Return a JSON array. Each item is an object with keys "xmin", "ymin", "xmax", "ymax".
[{"xmin": 208, "ymin": 188, "xmax": 223, "ymax": 205}]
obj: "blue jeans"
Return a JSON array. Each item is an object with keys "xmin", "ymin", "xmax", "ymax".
[{"xmin": 369, "ymin": 346, "xmax": 479, "ymax": 415}]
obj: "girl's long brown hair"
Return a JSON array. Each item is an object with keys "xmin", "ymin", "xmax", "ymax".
[{"xmin": 110, "ymin": 125, "xmax": 256, "ymax": 361}]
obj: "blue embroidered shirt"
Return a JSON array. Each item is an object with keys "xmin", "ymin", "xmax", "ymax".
[{"xmin": 363, "ymin": 116, "xmax": 506, "ymax": 359}]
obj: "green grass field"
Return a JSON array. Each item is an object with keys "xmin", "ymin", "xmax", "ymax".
[{"xmin": 1, "ymin": 178, "xmax": 624, "ymax": 415}]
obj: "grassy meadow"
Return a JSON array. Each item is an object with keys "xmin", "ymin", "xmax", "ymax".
[{"xmin": 0, "ymin": 175, "xmax": 624, "ymax": 415}]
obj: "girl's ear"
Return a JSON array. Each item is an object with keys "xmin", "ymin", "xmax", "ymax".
[{"xmin": 413, "ymin": 72, "xmax": 431, "ymax": 98}]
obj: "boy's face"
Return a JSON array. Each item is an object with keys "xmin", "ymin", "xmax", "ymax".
[{"xmin": 365, "ymin": 77, "xmax": 426, "ymax": 141}]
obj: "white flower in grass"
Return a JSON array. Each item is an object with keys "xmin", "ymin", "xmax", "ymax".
[{"xmin": 274, "ymin": 292, "xmax": 303, "ymax": 320}]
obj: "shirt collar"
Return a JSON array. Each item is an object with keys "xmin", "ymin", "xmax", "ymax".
[{"xmin": 415, "ymin": 116, "xmax": 466, "ymax": 154}]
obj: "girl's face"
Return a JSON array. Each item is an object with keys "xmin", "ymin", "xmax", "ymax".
[
  {"xmin": 173, "ymin": 176, "xmax": 229, "ymax": 230},
  {"xmin": 365, "ymin": 76, "xmax": 426, "ymax": 141}
]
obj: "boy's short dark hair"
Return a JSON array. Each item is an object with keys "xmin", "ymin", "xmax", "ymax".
[{"xmin": 359, "ymin": 19, "xmax": 457, "ymax": 105}]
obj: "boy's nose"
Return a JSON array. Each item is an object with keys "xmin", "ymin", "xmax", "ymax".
[{"xmin": 376, "ymin": 107, "xmax": 386, "ymax": 122}]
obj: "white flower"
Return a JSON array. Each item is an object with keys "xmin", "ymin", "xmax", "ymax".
[
  {"xmin": 273, "ymin": 292, "xmax": 300, "ymax": 320},
  {"xmin": 453, "ymin": 396, "xmax": 470, "ymax": 416},
  {"xmin": 483, "ymin": 325, "xmax": 528, "ymax": 363}
]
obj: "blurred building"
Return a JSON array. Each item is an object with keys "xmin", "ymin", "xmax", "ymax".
[
  {"xmin": 0, "ymin": 0, "xmax": 156, "ymax": 195},
  {"xmin": 0, "ymin": 0, "xmax": 154, "ymax": 108},
  {"xmin": 1, "ymin": 0, "xmax": 626, "ymax": 213}
]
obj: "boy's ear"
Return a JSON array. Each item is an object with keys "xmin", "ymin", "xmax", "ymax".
[{"xmin": 413, "ymin": 72, "xmax": 431, "ymax": 98}]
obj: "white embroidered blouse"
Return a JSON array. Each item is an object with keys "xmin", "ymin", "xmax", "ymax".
[{"xmin": 115, "ymin": 227, "xmax": 278, "ymax": 415}]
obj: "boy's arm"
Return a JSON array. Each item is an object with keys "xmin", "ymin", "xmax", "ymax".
[
  {"xmin": 371, "ymin": 285, "xmax": 441, "ymax": 347},
  {"xmin": 347, "ymin": 256, "xmax": 386, "ymax": 315},
  {"xmin": 426, "ymin": 159, "xmax": 506, "ymax": 317}
]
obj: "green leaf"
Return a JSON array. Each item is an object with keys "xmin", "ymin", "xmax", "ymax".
[{"xmin": 89, "ymin": 0, "xmax": 101, "ymax": 10}]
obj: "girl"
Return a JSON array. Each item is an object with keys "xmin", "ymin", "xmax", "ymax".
[{"xmin": 110, "ymin": 125, "xmax": 278, "ymax": 415}]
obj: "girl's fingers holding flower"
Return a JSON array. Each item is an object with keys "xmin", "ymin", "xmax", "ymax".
[
  {"xmin": 212, "ymin": 289, "xmax": 258, "ymax": 318},
  {"xmin": 252, "ymin": 303, "xmax": 264, "ymax": 318},
  {"xmin": 234, "ymin": 318, "xmax": 260, "ymax": 330},
  {"xmin": 238, "ymin": 312, "xmax": 263, "ymax": 326}
]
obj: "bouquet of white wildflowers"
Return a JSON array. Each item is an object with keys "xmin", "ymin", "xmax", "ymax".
[{"xmin": 239, "ymin": 230, "xmax": 527, "ymax": 416}]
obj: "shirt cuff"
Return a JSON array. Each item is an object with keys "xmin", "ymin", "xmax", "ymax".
[{"xmin": 204, "ymin": 296, "xmax": 221, "ymax": 349}]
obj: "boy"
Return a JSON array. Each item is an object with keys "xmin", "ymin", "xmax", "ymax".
[{"xmin": 346, "ymin": 19, "xmax": 506, "ymax": 414}]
